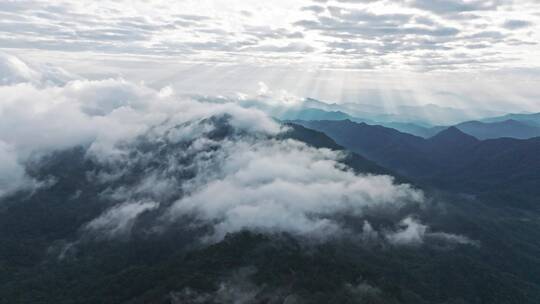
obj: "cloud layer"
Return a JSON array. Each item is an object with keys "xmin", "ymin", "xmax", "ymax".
[
  {"xmin": 0, "ymin": 0, "xmax": 538, "ymax": 71},
  {"xmin": 166, "ymin": 139, "xmax": 424, "ymax": 241},
  {"xmin": 0, "ymin": 53, "xmax": 472, "ymax": 246}
]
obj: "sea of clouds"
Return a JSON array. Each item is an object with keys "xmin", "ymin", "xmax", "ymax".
[{"xmin": 0, "ymin": 52, "xmax": 474, "ymax": 246}]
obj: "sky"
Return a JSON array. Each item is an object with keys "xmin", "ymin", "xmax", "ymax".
[{"xmin": 1, "ymin": 0, "xmax": 540, "ymax": 111}]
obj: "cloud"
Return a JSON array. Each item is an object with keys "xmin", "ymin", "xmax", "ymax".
[
  {"xmin": 85, "ymin": 201, "xmax": 159, "ymax": 239},
  {"xmin": 503, "ymin": 19, "xmax": 534, "ymax": 30},
  {"xmin": 386, "ymin": 217, "xmax": 427, "ymax": 245},
  {"xmin": 0, "ymin": 52, "xmax": 74, "ymax": 86},
  {"xmin": 408, "ymin": 0, "xmax": 504, "ymax": 14},
  {"xmin": 0, "ymin": 53, "xmax": 280, "ymax": 197},
  {"xmin": 0, "ymin": 52, "xmax": 41, "ymax": 85},
  {"xmin": 291, "ymin": 0, "xmax": 539, "ymax": 71},
  {"xmin": 0, "ymin": 54, "xmax": 474, "ymax": 248},
  {"xmin": 170, "ymin": 267, "xmax": 297, "ymax": 304},
  {"xmin": 0, "ymin": 1, "xmax": 538, "ymax": 72},
  {"xmin": 242, "ymin": 42, "xmax": 315, "ymax": 53},
  {"xmin": 0, "ymin": 1, "xmax": 309, "ymax": 59},
  {"xmin": 170, "ymin": 266, "xmax": 383, "ymax": 304},
  {"xmin": 386, "ymin": 217, "xmax": 475, "ymax": 246},
  {"xmin": 166, "ymin": 139, "xmax": 424, "ymax": 241}
]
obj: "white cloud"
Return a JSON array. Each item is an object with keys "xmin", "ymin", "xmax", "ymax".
[
  {"xmin": 0, "ymin": 53, "xmax": 474, "ymax": 248},
  {"xmin": 2, "ymin": 0, "xmax": 538, "ymax": 113},
  {"xmin": 0, "ymin": 52, "xmax": 75, "ymax": 86},
  {"xmin": 0, "ymin": 141, "xmax": 35, "ymax": 197},
  {"xmin": 164, "ymin": 139, "xmax": 425, "ymax": 242},
  {"xmin": 0, "ymin": 53, "xmax": 281, "ymax": 197},
  {"xmin": 80, "ymin": 111, "xmax": 427, "ymax": 243},
  {"xmin": 171, "ymin": 267, "xmax": 268, "ymax": 304},
  {"xmin": 386, "ymin": 217, "xmax": 475, "ymax": 246},
  {"xmin": 85, "ymin": 201, "xmax": 159, "ymax": 239},
  {"xmin": 386, "ymin": 217, "xmax": 427, "ymax": 245}
]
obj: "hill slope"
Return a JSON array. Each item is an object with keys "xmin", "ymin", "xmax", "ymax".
[
  {"xmin": 454, "ymin": 119, "xmax": 540, "ymax": 140},
  {"xmin": 293, "ymin": 120, "xmax": 540, "ymax": 206},
  {"xmin": 2, "ymin": 119, "xmax": 540, "ymax": 303}
]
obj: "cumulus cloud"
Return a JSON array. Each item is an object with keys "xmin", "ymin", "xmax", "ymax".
[
  {"xmin": 292, "ymin": 0, "xmax": 539, "ymax": 71},
  {"xmin": 166, "ymin": 139, "xmax": 424, "ymax": 242},
  {"xmin": 79, "ymin": 110, "xmax": 426, "ymax": 242},
  {"xmin": 0, "ymin": 53, "xmax": 280, "ymax": 197},
  {"xmin": 0, "ymin": 141, "xmax": 35, "ymax": 197}
]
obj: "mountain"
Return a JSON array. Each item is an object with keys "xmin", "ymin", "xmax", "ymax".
[
  {"xmin": 275, "ymin": 99, "xmax": 519, "ymax": 138},
  {"xmin": 387, "ymin": 119, "xmax": 540, "ymax": 140},
  {"xmin": 290, "ymin": 119, "xmax": 434, "ymax": 177},
  {"xmin": 380, "ymin": 122, "xmax": 436, "ymax": 138},
  {"xmin": 303, "ymin": 97, "xmax": 384, "ymax": 116},
  {"xmin": 280, "ymin": 108, "xmax": 431, "ymax": 134},
  {"xmin": 428, "ymin": 126, "xmax": 479, "ymax": 146},
  {"xmin": 293, "ymin": 119, "xmax": 540, "ymax": 206},
  {"xmin": 453, "ymin": 119, "xmax": 540, "ymax": 140},
  {"xmin": 315, "ymin": 100, "xmax": 499, "ymax": 126},
  {"xmin": 384, "ymin": 103, "xmax": 494, "ymax": 126},
  {"xmin": 3, "ymin": 117, "xmax": 540, "ymax": 303},
  {"xmin": 281, "ymin": 97, "xmax": 498, "ymax": 126},
  {"xmin": 278, "ymin": 108, "xmax": 353, "ymax": 121},
  {"xmin": 228, "ymin": 96, "xmax": 516, "ymax": 136},
  {"xmin": 282, "ymin": 122, "xmax": 409, "ymax": 182},
  {"xmin": 482, "ymin": 112, "xmax": 540, "ymax": 127}
]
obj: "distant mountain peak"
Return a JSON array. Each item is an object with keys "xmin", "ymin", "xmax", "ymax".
[
  {"xmin": 503, "ymin": 119, "xmax": 523, "ymax": 125},
  {"xmin": 429, "ymin": 126, "xmax": 479, "ymax": 145},
  {"xmin": 454, "ymin": 118, "xmax": 540, "ymax": 140},
  {"xmin": 437, "ymin": 126, "xmax": 463, "ymax": 134}
]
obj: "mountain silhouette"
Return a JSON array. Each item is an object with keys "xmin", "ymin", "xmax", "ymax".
[
  {"xmin": 293, "ymin": 120, "xmax": 540, "ymax": 206},
  {"xmin": 454, "ymin": 119, "xmax": 540, "ymax": 139}
]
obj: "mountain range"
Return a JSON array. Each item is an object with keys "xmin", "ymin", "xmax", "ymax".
[
  {"xmin": 482, "ymin": 112, "xmax": 540, "ymax": 126},
  {"xmin": 292, "ymin": 119, "xmax": 540, "ymax": 207},
  {"xmin": 219, "ymin": 96, "xmax": 505, "ymax": 128},
  {"xmin": 299, "ymin": 98, "xmax": 501, "ymax": 126},
  {"xmin": 452, "ymin": 119, "xmax": 540, "ymax": 140},
  {"xmin": 3, "ymin": 51, "xmax": 540, "ymax": 304},
  {"xmin": 203, "ymin": 94, "xmax": 540, "ymax": 140},
  {"xmin": 281, "ymin": 104, "xmax": 540, "ymax": 140},
  {"xmin": 3, "ymin": 116, "xmax": 540, "ymax": 303},
  {"xmin": 395, "ymin": 118, "xmax": 540, "ymax": 139}
]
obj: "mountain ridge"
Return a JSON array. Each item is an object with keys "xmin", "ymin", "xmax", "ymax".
[
  {"xmin": 281, "ymin": 102, "xmax": 540, "ymax": 140},
  {"xmin": 292, "ymin": 119, "xmax": 540, "ymax": 206}
]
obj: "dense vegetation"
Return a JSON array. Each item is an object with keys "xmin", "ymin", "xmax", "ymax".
[{"xmin": 2, "ymin": 124, "xmax": 540, "ymax": 303}]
